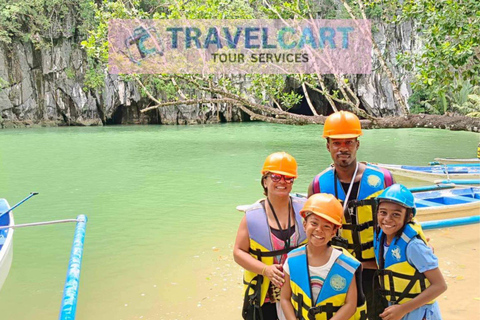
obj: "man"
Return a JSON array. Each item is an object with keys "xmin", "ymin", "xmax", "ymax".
[{"xmin": 308, "ymin": 111, "xmax": 394, "ymax": 320}]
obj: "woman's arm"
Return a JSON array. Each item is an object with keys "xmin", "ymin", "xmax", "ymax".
[
  {"xmin": 280, "ymin": 273, "xmax": 297, "ymax": 320},
  {"xmin": 331, "ymin": 274, "xmax": 358, "ymax": 320},
  {"xmin": 379, "ymin": 267, "xmax": 447, "ymax": 320},
  {"xmin": 233, "ymin": 216, "xmax": 284, "ymax": 287}
]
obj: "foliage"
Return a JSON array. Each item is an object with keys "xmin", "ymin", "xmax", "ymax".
[
  {"xmin": 450, "ymin": 81, "xmax": 480, "ymax": 118},
  {"xmin": 366, "ymin": 0, "xmax": 480, "ymax": 114},
  {"xmin": 78, "ymin": 0, "xmax": 368, "ymax": 119},
  {"xmin": 0, "ymin": 0, "xmax": 96, "ymax": 46}
]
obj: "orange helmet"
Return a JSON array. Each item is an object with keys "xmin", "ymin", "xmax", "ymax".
[
  {"xmin": 261, "ymin": 152, "xmax": 298, "ymax": 178},
  {"xmin": 300, "ymin": 193, "xmax": 343, "ymax": 226},
  {"xmin": 323, "ymin": 111, "xmax": 363, "ymax": 139}
]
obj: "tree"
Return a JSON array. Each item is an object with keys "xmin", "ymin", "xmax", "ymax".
[
  {"xmin": 82, "ymin": 0, "xmax": 383, "ymax": 124},
  {"xmin": 364, "ymin": 0, "xmax": 480, "ymax": 115}
]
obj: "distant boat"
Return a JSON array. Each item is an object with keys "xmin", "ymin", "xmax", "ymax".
[
  {"xmin": 0, "ymin": 199, "xmax": 14, "ymax": 291},
  {"xmin": 431, "ymin": 158, "xmax": 480, "ymax": 165},
  {"xmin": 376, "ymin": 163, "xmax": 480, "ymax": 182},
  {"xmin": 415, "ymin": 187, "xmax": 480, "ymax": 222}
]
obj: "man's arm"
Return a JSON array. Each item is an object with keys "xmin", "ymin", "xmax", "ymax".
[{"xmin": 307, "ymin": 181, "xmax": 314, "ymax": 197}]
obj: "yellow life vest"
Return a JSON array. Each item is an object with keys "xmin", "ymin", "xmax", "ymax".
[
  {"xmin": 374, "ymin": 223, "xmax": 435, "ymax": 305},
  {"xmin": 313, "ymin": 164, "xmax": 392, "ymax": 260},
  {"xmin": 242, "ymin": 197, "xmax": 307, "ymax": 310},
  {"xmin": 288, "ymin": 245, "xmax": 367, "ymax": 320}
]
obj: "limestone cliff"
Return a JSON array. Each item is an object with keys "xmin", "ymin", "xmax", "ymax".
[{"xmin": 0, "ymin": 5, "xmax": 424, "ymax": 126}]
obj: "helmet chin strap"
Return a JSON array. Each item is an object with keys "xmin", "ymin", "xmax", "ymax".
[{"xmin": 342, "ymin": 161, "xmax": 359, "ymax": 213}]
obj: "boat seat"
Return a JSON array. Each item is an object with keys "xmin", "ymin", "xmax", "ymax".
[
  {"xmin": 442, "ymin": 195, "xmax": 478, "ymax": 205},
  {"xmin": 415, "ymin": 199, "xmax": 443, "ymax": 207}
]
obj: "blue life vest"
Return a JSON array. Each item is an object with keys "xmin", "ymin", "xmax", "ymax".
[
  {"xmin": 312, "ymin": 163, "xmax": 389, "ymax": 260},
  {"xmin": 374, "ymin": 223, "xmax": 434, "ymax": 305},
  {"xmin": 287, "ymin": 245, "xmax": 366, "ymax": 320}
]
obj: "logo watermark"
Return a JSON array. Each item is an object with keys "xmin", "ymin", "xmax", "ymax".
[{"xmin": 108, "ymin": 19, "xmax": 372, "ymax": 74}]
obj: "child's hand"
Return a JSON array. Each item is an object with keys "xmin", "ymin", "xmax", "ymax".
[
  {"xmin": 264, "ymin": 264, "xmax": 285, "ymax": 288},
  {"xmin": 379, "ymin": 304, "xmax": 407, "ymax": 320}
]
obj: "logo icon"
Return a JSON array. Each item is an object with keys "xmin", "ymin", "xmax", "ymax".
[
  {"xmin": 330, "ymin": 274, "xmax": 347, "ymax": 291},
  {"xmin": 367, "ymin": 174, "xmax": 381, "ymax": 188},
  {"xmin": 391, "ymin": 246, "xmax": 402, "ymax": 261},
  {"xmin": 125, "ymin": 26, "xmax": 164, "ymax": 65}
]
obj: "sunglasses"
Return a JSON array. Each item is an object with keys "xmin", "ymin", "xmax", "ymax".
[{"xmin": 269, "ymin": 173, "xmax": 295, "ymax": 184}]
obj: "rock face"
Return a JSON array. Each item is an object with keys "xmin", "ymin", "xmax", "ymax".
[
  {"xmin": 0, "ymin": 37, "xmax": 249, "ymax": 126},
  {"xmin": 352, "ymin": 19, "xmax": 418, "ymax": 117}
]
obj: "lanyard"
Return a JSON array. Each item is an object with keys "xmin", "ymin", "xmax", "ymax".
[
  {"xmin": 334, "ymin": 162, "xmax": 359, "ymax": 212},
  {"xmin": 267, "ymin": 197, "xmax": 292, "ymax": 249}
]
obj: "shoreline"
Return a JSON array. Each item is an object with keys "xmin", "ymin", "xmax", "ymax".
[{"xmin": 1, "ymin": 114, "xmax": 479, "ymax": 132}]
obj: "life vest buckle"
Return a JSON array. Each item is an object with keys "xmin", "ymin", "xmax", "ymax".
[{"xmin": 330, "ymin": 236, "xmax": 349, "ymax": 249}]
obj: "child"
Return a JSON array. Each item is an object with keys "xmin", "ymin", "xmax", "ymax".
[
  {"xmin": 280, "ymin": 193, "xmax": 366, "ymax": 320},
  {"xmin": 374, "ymin": 184, "xmax": 447, "ymax": 320}
]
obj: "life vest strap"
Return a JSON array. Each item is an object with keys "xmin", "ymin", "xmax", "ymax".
[
  {"xmin": 292, "ymin": 293, "xmax": 340, "ymax": 320},
  {"xmin": 307, "ymin": 303, "xmax": 340, "ymax": 320},
  {"xmin": 377, "ymin": 268, "xmax": 428, "ymax": 304},
  {"xmin": 359, "ymin": 309, "xmax": 367, "ymax": 320},
  {"xmin": 242, "ymin": 275, "xmax": 264, "ymax": 320},
  {"xmin": 331, "ymin": 238, "xmax": 373, "ymax": 252},
  {"xmin": 293, "ymin": 292, "xmax": 305, "ymax": 319},
  {"xmin": 341, "ymin": 220, "xmax": 374, "ymax": 232},
  {"xmin": 347, "ymin": 198, "xmax": 378, "ymax": 209},
  {"xmin": 249, "ymin": 244, "xmax": 301, "ymax": 258}
]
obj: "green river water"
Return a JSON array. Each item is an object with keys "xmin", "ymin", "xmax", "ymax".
[{"xmin": 0, "ymin": 123, "xmax": 478, "ymax": 319}]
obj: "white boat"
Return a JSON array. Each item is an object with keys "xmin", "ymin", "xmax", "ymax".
[
  {"xmin": 432, "ymin": 158, "xmax": 480, "ymax": 165},
  {"xmin": 0, "ymin": 199, "xmax": 14, "ymax": 291},
  {"xmin": 375, "ymin": 163, "xmax": 480, "ymax": 182}
]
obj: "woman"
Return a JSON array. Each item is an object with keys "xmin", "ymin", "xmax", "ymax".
[{"xmin": 234, "ymin": 152, "xmax": 307, "ymax": 320}]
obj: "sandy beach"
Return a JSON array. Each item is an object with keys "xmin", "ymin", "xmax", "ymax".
[{"xmin": 159, "ymin": 224, "xmax": 480, "ymax": 320}]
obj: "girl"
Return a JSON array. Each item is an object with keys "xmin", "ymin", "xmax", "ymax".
[
  {"xmin": 374, "ymin": 184, "xmax": 447, "ymax": 320},
  {"xmin": 281, "ymin": 193, "xmax": 366, "ymax": 320}
]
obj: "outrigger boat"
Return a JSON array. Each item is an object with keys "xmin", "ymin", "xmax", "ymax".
[
  {"xmin": 431, "ymin": 158, "xmax": 480, "ymax": 165},
  {"xmin": 414, "ymin": 187, "xmax": 480, "ymax": 222},
  {"xmin": 0, "ymin": 199, "xmax": 13, "ymax": 291},
  {"xmin": 0, "ymin": 192, "xmax": 88, "ymax": 320},
  {"xmin": 375, "ymin": 163, "xmax": 480, "ymax": 182}
]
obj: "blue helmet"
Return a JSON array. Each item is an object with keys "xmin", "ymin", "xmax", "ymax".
[{"xmin": 377, "ymin": 184, "xmax": 416, "ymax": 216}]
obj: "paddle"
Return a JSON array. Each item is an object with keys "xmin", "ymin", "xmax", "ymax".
[{"xmin": 0, "ymin": 192, "xmax": 39, "ymax": 219}]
